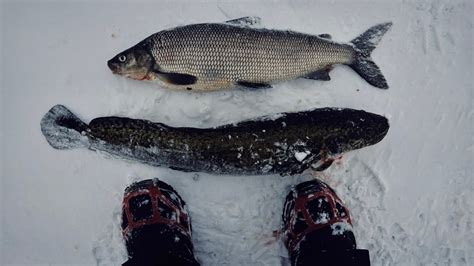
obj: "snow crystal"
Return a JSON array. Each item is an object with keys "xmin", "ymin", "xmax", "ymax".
[
  {"xmin": 137, "ymin": 199, "xmax": 149, "ymax": 207},
  {"xmin": 168, "ymin": 190, "xmax": 180, "ymax": 203},
  {"xmin": 315, "ymin": 212, "xmax": 330, "ymax": 224},
  {"xmin": 330, "ymin": 222, "xmax": 353, "ymax": 236},
  {"xmin": 274, "ymin": 142, "xmax": 288, "ymax": 149},
  {"xmin": 294, "ymin": 151, "xmax": 310, "ymax": 162},
  {"xmin": 260, "ymin": 113, "xmax": 285, "ymax": 121},
  {"xmin": 261, "ymin": 164, "xmax": 273, "ymax": 173},
  {"xmin": 293, "ymin": 140, "xmax": 307, "ymax": 146}
]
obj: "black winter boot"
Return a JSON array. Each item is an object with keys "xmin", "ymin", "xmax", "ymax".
[
  {"xmin": 282, "ymin": 179, "xmax": 370, "ymax": 266},
  {"xmin": 122, "ymin": 179, "xmax": 199, "ymax": 266}
]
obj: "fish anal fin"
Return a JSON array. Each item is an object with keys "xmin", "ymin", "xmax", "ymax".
[
  {"xmin": 237, "ymin": 81, "xmax": 272, "ymax": 89},
  {"xmin": 225, "ymin": 16, "xmax": 261, "ymax": 27},
  {"xmin": 304, "ymin": 67, "xmax": 333, "ymax": 81},
  {"xmin": 154, "ymin": 71, "xmax": 197, "ymax": 85},
  {"xmin": 318, "ymin": 33, "xmax": 332, "ymax": 39}
]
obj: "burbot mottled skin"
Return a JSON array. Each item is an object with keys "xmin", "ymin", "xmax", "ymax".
[
  {"xmin": 41, "ymin": 105, "xmax": 389, "ymax": 176},
  {"xmin": 107, "ymin": 17, "xmax": 392, "ymax": 91}
]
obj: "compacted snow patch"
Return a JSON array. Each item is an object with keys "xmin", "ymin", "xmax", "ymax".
[{"xmin": 294, "ymin": 151, "xmax": 310, "ymax": 162}]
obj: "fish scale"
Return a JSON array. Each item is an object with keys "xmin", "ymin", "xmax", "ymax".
[
  {"xmin": 148, "ymin": 24, "xmax": 354, "ymax": 90},
  {"xmin": 107, "ymin": 18, "xmax": 392, "ymax": 90}
]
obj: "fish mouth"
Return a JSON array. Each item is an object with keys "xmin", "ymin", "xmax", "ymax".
[
  {"xmin": 373, "ymin": 125, "xmax": 389, "ymax": 144},
  {"xmin": 107, "ymin": 60, "xmax": 120, "ymax": 74},
  {"xmin": 350, "ymin": 114, "xmax": 390, "ymax": 149},
  {"xmin": 369, "ymin": 116, "xmax": 390, "ymax": 145}
]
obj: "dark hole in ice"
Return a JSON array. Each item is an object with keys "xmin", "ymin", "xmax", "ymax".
[{"xmin": 129, "ymin": 195, "xmax": 153, "ymax": 222}]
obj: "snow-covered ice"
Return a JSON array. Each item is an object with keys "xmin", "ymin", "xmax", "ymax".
[{"xmin": 1, "ymin": 0, "xmax": 473, "ymax": 265}]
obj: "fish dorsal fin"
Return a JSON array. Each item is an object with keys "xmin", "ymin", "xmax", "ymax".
[
  {"xmin": 225, "ymin": 16, "xmax": 261, "ymax": 27},
  {"xmin": 318, "ymin": 33, "xmax": 332, "ymax": 39}
]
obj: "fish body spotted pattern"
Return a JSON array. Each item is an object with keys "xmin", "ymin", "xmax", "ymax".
[{"xmin": 41, "ymin": 105, "xmax": 389, "ymax": 176}]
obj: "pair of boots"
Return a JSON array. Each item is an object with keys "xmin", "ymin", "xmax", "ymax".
[{"xmin": 121, "ymin": 179, "xmax": 370, "ymax": 266}]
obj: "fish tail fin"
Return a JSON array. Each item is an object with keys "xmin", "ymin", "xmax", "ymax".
[
  {"xmin": 349, "ymin": 22, "xmax": 392, "ymax": 89},
  {"xmin": 40, "ymin": 105, "xmax": 89, "ymax": 150}
]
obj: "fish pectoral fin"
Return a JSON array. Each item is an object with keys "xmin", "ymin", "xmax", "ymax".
[
  {"xmin": 236, "ymin": 81, "xmax": 272, "ymax": 89},
  {"xmin": 318, "ymin": 33, "xmax": 332, "ymax": 39},
  {"xmin": 154, "ymin": 70, "xmax": 197, "ymax": 85},
  {"xmin": 304, "ymin": 68, "xmax": 333, "ymax": 81},
  {"xmin": 225, "ymin": 16, "xmax": 261, "ymax": 27}
]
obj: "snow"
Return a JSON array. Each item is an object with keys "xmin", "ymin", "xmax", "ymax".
[
  {"xmin": 294, "ymin": 151, "xmax": 310, "ymax": 162},
  {"xmin": 314, "ymin": 212, "xmax": 330, "ymax": 224},
  {"xmin": 330, "ymin": 222, "xmax": 353, "ymax": 236},
  {"xmin": 1, "ymin": 1, "xmax": 473, "ymax": 265}
]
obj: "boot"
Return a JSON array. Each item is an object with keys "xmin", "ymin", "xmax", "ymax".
[
  {"xmin": 282, "ymin": 179, "xmax": 370, "ymax": 266},
  {"xmin": 122, "ymin": 178, "xmax": 199, "ymax": 266}
]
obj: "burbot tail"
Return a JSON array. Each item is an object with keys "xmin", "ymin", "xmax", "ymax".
[{"xmin": 40, "ymin": 105, "xmax": 89, "ymax": 150}]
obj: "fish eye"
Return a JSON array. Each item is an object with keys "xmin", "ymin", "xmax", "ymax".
[{"xmin": 118, "ymin": 55, "xmax": 127, "ymax": 62}]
